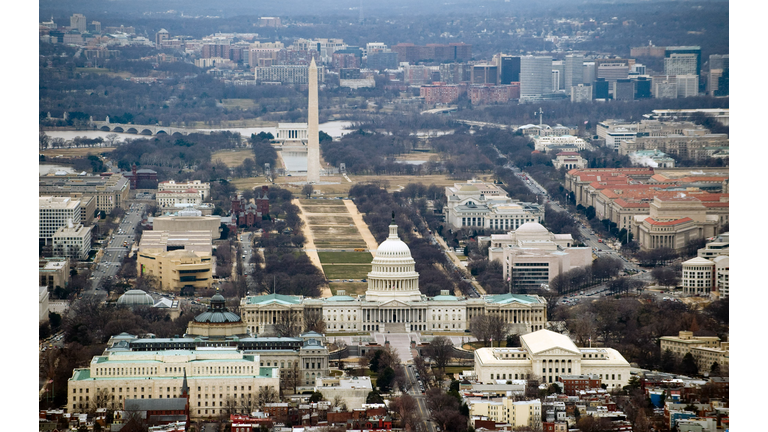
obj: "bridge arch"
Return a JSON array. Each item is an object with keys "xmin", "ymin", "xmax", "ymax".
[
  {"xmin": 126, "ymin": 128, "xmax": 139, "ymax": 134},
  {"xmin": 112, "ymin": 127, "xmax": 124, "ymax": 133},
  {"xmin": 155, "ymin": 130, "xmax": 168, "ymax": 136},
  {"xmin": 99, "ymin": 126, "xmax": 111, "ymax": 132},
  {"xmin": 139, "ymin": 129, "xmax": 153, "ymax": 136},
  {"xmin": 171, "ymin": 132, "xmax": 184, "ymax": 138}
]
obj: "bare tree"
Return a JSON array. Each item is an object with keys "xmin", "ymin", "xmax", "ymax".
[
  {"xmin": 256, "ymin": 386, "xmax": 278, "ymax": 408},
  {"xmin": 302, "ymin": 184, "xmax": 314, "ymax": 198},
  {"xmin": 426, "ymin": 336, "xmax": 453, "ymax": 374},
  {"xmin": 487, "ymin": 314, "xmax": 510, "ymax": 347},
  {"xmin": 390, "ymin": 394, "xmax": 426, "ymax": 432},
  {"xmin": 470, "ymin": 315, "xmax": 491, "ymax": 346},
  {"xmin": 304, "ymin": 309, "xmax": 326, "ymax": 334},
  {"xmin": 274, "ymin": 311, "xmax": 302, "ymax": 337}
]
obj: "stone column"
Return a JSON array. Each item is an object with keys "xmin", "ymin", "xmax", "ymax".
[{"xmin": 307, "ymin": 58, "xmax": 320, "ymax": 184}]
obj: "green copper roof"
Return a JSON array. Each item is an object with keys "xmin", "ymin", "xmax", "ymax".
[
  {"xmin": 485, "ymin": 293, "xmax": 539, "ymax": 305},
  {"xmin": 246, "ymin": 293, "xmax": 302, "ymax": 305}
]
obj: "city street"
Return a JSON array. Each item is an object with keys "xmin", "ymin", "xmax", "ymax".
[{"xmin": 88, "ymin": 202, "xmax": 146, "ymax": 299}]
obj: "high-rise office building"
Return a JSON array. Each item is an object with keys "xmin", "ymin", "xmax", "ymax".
[
  {"xmin": 614, "ymin": 79, "xmax": 635, "ymax": 101},
  {"xmin": 70, "ymin": 13, "xmax": 86, "ymax": 33},
  {"xmin": 551, "ymin": 61, "xmax": 565, "ymax": 91},
  {"xmin": 564, "ymin": 55, "xmax": 584, "ymax": 95},
  {"xmin": 156, "ymin": 29, "xmax": 169, "ymax": 47},
  {"xmin": 666, "ymin": 46, "xmax": 701, "ymax": 76},
  {"xmin": 472, "ymin": 65, "xmax": 499, "ymax": 85},
  {"xmin": 708, "ymin": 54, "xmax": 729, "ymax": 96},
  {"xmin": 91, "ymin": 21, "xmax": 101, "ymax": 33},
  {"xmin": 583, "ymin": 62, "xmax": 596, "ymax": 85},
  {"xmin": 520, "ymin": 56, "xmax": 552, "ymax": 100},
  {"xmin": 499, "ymin": 55, "xmax": 521, "ymax": 84},
  {"xmin": 664, "ymin": 53, "xmax": 698, "ymax": 76},
  {"xmin": 676, "ymin": 75, "xmax": 699, "ymax": 98},
  {"xmin": 633, "ymin": 77, "xmax": 652, "ymax": 99},
  {"xmin": 571, "ymin": 84, "xmax": 592, "ymax": 103},
  {"xmin": 594, "ymin": 78, "xmax": 610, "ymax": 100}
]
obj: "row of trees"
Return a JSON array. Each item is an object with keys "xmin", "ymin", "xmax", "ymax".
[
  {"xmin": 558, "ymin": 296, "xmax": 728, "ymax": 371},
  {"xmin": 350, "ymin": 183, "xmax": 473, "ymax": 296}
]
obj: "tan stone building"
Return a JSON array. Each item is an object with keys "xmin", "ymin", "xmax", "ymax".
[
  {"xmin": 487, "ymin": 222, "xmax": 591, "ymax": 288},
  {"xmin": 39, "ymin": 257, "xmax": 70, "ymax": 289},
  {"xmin": 632, "ymin": 196, "xmax": 719, "ymax": 252},
  {"xmin": 468, "ymin": 398, "xmax": 541, "ymax": 428},
  {"xmin": 157, "ymin": 189, "xmax": 204, "ymax": 210},
  {"xmin": 474, "ymin": 329, "xmax": 630, "ymax": 389},
  {"xmin": 552, "ymin": 152, "xmax": 587, "ymax": 170},
  {"xmin": 137, "ymin": 230, "xmax": 214, "ymax": 292},
  {"xmin": 158, "ymin": 180, "xmax": 210, "ymax": 200},
  {"xmin": 138, "ymin": 250, "xmax": 213, "ymax": 293},
  {"xmin": 152, "ymin": 211, "xmax": 222, "ymax": 239},
  {"xmin": 659, "ymin": 331, "xmax": 729, "ymax": 372},
  {"xmin": 52, "ymin": 223, "xmax": 93, "ymax": 260},
  {"xmin": 39, "ymin": 173, "xmax": 130, "ymax": 212}
]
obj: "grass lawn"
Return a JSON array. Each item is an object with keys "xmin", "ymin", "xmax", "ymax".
[
  {"xmin": 307, "ymin": 215, "xmax": 354, "ymax": 225},
  {"xmin": 318, "ymin": 252, "xmax": 374, "ymax": 264},
  {"xmin": 311, "ymin": 226, "xmax": 361, "ymax": 237},
  {"xmin": 443, "ymin": 366, "xmax": 468, "ymax": 375},
  {"xmin": 322, "ymin": 265, "xmax": 371, "ymax": 280},
  {"xmin": 300, "ymin": 199, "xmax": 345, "ymax": 206},
  {"xmin": 329, "ymin": 282, "xmax": 368, "ymax": 296},
  {"xmin": 212, "ymin": 149, "xmax": 255, "ymax": 167},
  {"xmin": 221, "ymin": 98, "xmax": 256, "ymax": 109},
  {"xmin": 302, "ymin": 206, "xmax": 350, "ymax": 214},
  {"xmin": 456, "ymin": 255, "xmax": 468, "ymax": 261}
]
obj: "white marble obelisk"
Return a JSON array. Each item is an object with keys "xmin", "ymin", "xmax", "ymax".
[{"xmin": 306, "ymin": 58, "xmax": 320, "ymax": 184}]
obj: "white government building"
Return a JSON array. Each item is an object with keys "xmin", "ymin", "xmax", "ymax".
[
  {"xmin": 444, "ymin": 180, "xmax": 544, "ymax": 231},
  {"xmin": 474, "ymin": 329, "xmax": 630, "ymax": 389},
  {"xmin": 240, "ymin": 217, "xmax": 548, "ymax": 335}
]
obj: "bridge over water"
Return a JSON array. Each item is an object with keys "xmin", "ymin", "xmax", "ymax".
[{"xmin": 91, "ymin": 120, "xmax": 206, "ymax": 137}]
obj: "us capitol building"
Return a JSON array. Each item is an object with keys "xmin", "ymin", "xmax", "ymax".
[{"xmin": 241, "ymin": 218, "xmax": 548, "ymax": 335}]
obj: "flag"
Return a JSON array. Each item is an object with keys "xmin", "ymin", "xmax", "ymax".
[{"xmin": 584, "ymin": 120, "xmax": 589, "ymax": 124}]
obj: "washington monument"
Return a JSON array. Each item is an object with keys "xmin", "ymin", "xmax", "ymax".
[{"xmin": 307, "ymin": 58, "xmax": 320, "ymax": 184}]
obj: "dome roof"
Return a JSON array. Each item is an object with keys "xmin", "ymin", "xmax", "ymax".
[
  {"xmin": 117, "ymin": 290, "xmax": 154, "ymax": 306},
  {"xmin": 515, "ymin": 222, "xmax": 549, "ymax": 235},
  {"xmin": 194, "ymin": 310, "xmax": 242, "ymax": 323},
  {"xmin": 375, "ymin": 237, "xmax": 411, "ymax": 257},
  {"xmin": 193, "ymin": 289, "xmax": 241, "ymax": 323}
]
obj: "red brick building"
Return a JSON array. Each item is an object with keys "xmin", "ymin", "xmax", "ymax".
[
  {"xmin": 468, "ymin": 84, "xmax": 516, "ymax": 104},
  {"xmin": 559, "ymin": 375, "xmax": 602, "ymax": 396},
  {"xmin": 420, "ymin": 82, "xmax": 461, "ymax": 104},
  {"xmin": 231, "ymin": 186, "xmax": 269, "ymax": 227}
]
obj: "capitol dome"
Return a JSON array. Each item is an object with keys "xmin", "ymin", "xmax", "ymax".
[
  {"xmin": 515, "ymin": 221, "xmax": 549, "ymax": 235},
  {"xmin": 365, "ymin": 213, "xmax": 422, "ymax": 302},
  {"xmin": 117, "ymin": 290, "xmax": 155, "ymax": 306}
]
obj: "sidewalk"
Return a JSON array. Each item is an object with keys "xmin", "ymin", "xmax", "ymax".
[
  {"xmin": 293, "ymin": 199, "xmax": 332, "ymax": 298},
  {"xmin": 343, "ymin": 200, "xmax": 379, "ymax": 251}
]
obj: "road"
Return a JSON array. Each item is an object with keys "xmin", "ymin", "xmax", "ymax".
[
  {"xmin": 240, "ymin": 231, "xmax": 259, "ymax": 294},
  {"xmin": 88, "ymin": 203, "xmax": 146, "ymax": 299},
  {"xmin": 404, "ymin": 364, "xmax": 435, "ymax": 432}
]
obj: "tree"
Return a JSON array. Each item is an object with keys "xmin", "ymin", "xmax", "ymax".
[
  {"xmin": 308, "ymin": 391, "xmax": 325, "ymax": 403},
  {"xmin": 660, "ymin": 349, "xmax": 677, "ymax": 373},
  {"xmin": 367, "ymin": 391, "xmax": 384, "ymax": 404},
  {"xmin": 377, "ymin": 367, "xmax": 396, "ymax": 392},
  {"xmin": 40, "ymin": 130, "xmax": 50, "ymax": 149},
  {"xmin": 651, "ymin": 266, "xmax": 680, "ymax": 288},
  {"xmin": 274, "ymin": 311, "xmax": 302, "ymax": 337},
  {"xmin": 302, "ymin": 184, "xmax": 314, "ymax": 198},
  {"xmin": 426, "ymin": 336, "xmax": 453, "ymax": 374},
  {"xmin": 586, "ymin": 206, "xmax": 596, "ymax": 220},
  {"xmin": 304, "ymin": 309, "xmax": 326, "ymax": 334},
  {"xmin": 257, "ymin": 385, "xmax": 278, "ymax": 408},
  {"xmin": 681, "ymin": 352, "xmax": 699, "ymax": 376}
]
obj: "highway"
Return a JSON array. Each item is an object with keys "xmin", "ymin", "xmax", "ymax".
[{"xmin": 88, "ymin": 203, "xmax": 146, "ymax": 299}]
